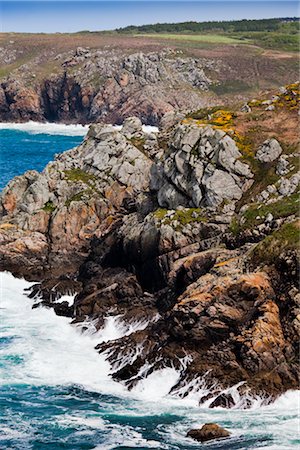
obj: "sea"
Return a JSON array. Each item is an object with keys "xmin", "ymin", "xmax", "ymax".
[{"xmin": 0, "ymin": 123, "xmax": 299, "ymax": 450}]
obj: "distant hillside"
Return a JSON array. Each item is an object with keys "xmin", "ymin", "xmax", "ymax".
[
  {"xmin": 116, "ymin": 17, "xmax": 299, "ymax": 52},
  {"xmin": 116, "ymin": 17, "xmax": 299, "ymax": 34}
]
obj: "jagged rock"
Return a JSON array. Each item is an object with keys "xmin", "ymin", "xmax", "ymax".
[
  {"xmin": 0, "ymin": 121, "xmax": 153, "ymax": 276},
  {"xmin": 122, "ymin": 116, "xmax": 143, "ymax": 138},
  {"xmin": 241, "ymin": 103, "xmax": 251, "ymax": 112},
  {"xmin": 153, "ymin": 123, "xmax": 252, "ymax": 210},
  {"xmin": 276, "ymin": 156, "xmax": 290, "ymax": 176},
  {"xmin": 278, "ymin": 172, "xmax": 300, "ymax": 196},
  {"xmin": 256, "ymin": 139, "xmax": 282, "ymax": 163},
  {"xmin": 187, "ymin": 423, "xmax": 230, "ymax": 442},
  {"xmin": 1, "ymin": 110, "xmax": 299, "ymax": 404},
  {"xmin": 203, "ymin": 169, "xmax": 243, "ymax": 207}
]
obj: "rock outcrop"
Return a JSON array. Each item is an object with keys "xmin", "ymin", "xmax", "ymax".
[
  {"xmin": 152, "ymin": 122, "xmax": 253, "ymax": 209},
  {"xmin": 187, "ymin": 423, "xmax": 231, "ymax": 442},
  {"xmin": 0, "ymin": 49, "xmax": 218, "ymax": 125},
  {"xmin": 1, "ymin": 83, "xmax": 299, "ymax": 406}
]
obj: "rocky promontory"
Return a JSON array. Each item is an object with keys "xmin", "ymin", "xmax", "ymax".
[
  {"xmin": 0, "ymin": 31, "xmax": 298, "ymax": 125},
  {"xmin": 0, "ymin": 83, "xmax": 299, "ymax": 406}
]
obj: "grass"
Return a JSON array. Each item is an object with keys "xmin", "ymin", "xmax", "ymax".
[
  {"xmin": 64, "ymin": 168, "xmax": 97, "ymax": 184},
  {"xmin": 230, "ymin": 193, "xmax": 300, "ymax": 234},
  {"xmin": 250, "ymin": 221, "xmax": 300, "ymax": 266},
  {"xmin": 136, "ymin": 33, "xmax": 248, "ymax": 45},
  {"xmin": 65, "ymin": 189, "xmax": 93, "ymax": 207},
  {"xmin": 154, "ymin": 208, "xmax": 207, "ymax": 228},
  {"xmin": 210, "ymin": 80, "xmax": 252, "ymax": 95},
  {"xmin": 42, "ymin": 200, "xmax": 56, "ymax": 213}
]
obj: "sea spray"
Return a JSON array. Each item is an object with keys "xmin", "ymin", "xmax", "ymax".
[
  {"xmin": 1, "ymin": 271, "xmax": 299, "ymax": 449},
  {"xmin": 0, "ymin": 121, "xmax": 159, "ymax": 136}
]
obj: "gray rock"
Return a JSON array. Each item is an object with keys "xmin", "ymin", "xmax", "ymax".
[
  {"xmin": 203, "ymin": 169, "xmax": 243, "ymax": 207},
  {"xmin": 256, "ymin": 139, "xmax": 282, "ymax": 163},
  {"xmin": 241, "ymin": 103, "xmax": 251, "ymax": 113},
  {"xmin": 276, "ymin": 156, "xmax": 290, "ymax": 176},
  {"xmin": 154, "ymin": 123, "xmax": 252, "ymax": 210},
  {"xmin": 278, "ymin": 172, "xmax": 300, "ymax": 196},
  {"xmin": 122, "ymin": 116, "xmax": 143, "ymax": 138}
]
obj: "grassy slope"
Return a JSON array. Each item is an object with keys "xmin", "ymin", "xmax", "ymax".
[
  {"xmin": 135, "ymin": 33, "xmax": 247, "ymax": 44},
  {"xmin": 118, "ymin": 18, "xmax": 300, "ymax": 52}
]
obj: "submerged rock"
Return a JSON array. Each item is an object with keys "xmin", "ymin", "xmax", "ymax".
[{"xmin": 187, "ymin": 423, "xmax": 231, "ymax": 442}]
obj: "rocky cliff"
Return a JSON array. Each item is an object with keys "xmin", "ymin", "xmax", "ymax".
[
  {"xmin": 0, "ymin": 83, "xmax": 299, "ymax": 406},
  {"xmin": 0, "ymin": 32, "xmax": 298, "ymax": 125},
  {"xmin": 0, "ymin": 48, "xmax": 217, "ymax": 125}
]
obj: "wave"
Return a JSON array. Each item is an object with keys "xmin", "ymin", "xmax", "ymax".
[
  {"xmin": 1, "ymin": 271, "xmax": 299, "ymax": 408},
  {"xmin": 1, "ymin": 271, "xmax": 299, "ymax": 449},
  {"xmin": 0, "ymin": 121, "xmax": 159, "ymax": 136},
  {"xmin": 0, "ymin": 121, "xmax": 90, "ymax": 136}
]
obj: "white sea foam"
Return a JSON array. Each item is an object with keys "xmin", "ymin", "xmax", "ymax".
[
  {"xmin": 0, "ymin": 121, "xmax": 90, "ymax": 136},
  {"xmin": 0, "ymin": 121, "xmax": 159, "ymax": 136}
]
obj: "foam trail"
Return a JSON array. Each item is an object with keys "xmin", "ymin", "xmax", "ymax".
[
  {"xmin": 1, "ymin": 271, "xmax": 300, "ymax": 450},
  {"xmin": 0, "ymin": 121, "xmax": 159, "ymax": 136},
  {"xmin": 0, "ymin": 271, "xmax": 124, "ymax": 395}
]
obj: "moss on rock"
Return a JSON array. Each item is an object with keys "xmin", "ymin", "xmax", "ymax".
[{"xmin": 250, "ymin": 220, "xmax": 299, "ymax": 266}]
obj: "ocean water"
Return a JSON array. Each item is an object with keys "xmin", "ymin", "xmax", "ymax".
[
  {"xmin": 0, "ymin": 122, "xmax": 88, "ymax": 190},
  {"xmin": 0, "ymin": 124, "xmax": 299, "ymax": 449}
]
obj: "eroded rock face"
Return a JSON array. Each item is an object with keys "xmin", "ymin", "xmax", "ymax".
[
  {"xmin": 1, "ymin": 116, "xmax": 299, "ymax": 405},
  {"xmin": 0, "ymin": 122, "xmax": 153, "ymax": 275},
  {"xmin": 0, "ymin": 49, "xmax": 217, "ymax": 125},
  {"xmin": 152, "ymin": 123, "xmax": 253, "ymax": 209}
]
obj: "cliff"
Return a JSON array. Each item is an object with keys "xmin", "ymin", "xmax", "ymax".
[
  {"xmin": 0, "ymin": 83, "xmax": 299, "ymax": 406},
  {"xmin": 0, "ymin": 32, "xmax": 298, "ymax": 125}
]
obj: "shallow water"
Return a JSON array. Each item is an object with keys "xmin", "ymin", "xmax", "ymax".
[
  {"xmin": 0, "ymin": 272, "xmax": 299, "ymax": 450},
  {"xmin": 0, "ymin": 124, "xmax": 299, "ymax": 449}
]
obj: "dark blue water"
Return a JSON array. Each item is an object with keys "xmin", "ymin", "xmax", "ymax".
[
  {"xmin": 0, "ymin": 127, "xmax": 84, "ymax": 190},
  {"xmin": 0, "ymin": 127, "xmax": 298, "ymax": 449}
]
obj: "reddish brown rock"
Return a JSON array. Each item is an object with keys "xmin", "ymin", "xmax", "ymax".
[{"xmin": 187, "ymin": 423, "xmax": 231, "ymax": 442}]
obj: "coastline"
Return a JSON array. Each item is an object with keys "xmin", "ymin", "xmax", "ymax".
[{"xmin": 1, "ymin": 269, "xmax": 300, "ymax": 449}]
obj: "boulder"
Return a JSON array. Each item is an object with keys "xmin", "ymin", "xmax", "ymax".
[
  {"xmin": 187, "ymin": 423, "xmax": 231, "ymax": 442},
  {"xmin": 256, "ymin": 139, "xmax": 282, "ymax": 163},
  {"xmin": 154, "ymin": 123, "xmax": 252, "ymax": 210},
  {"xmin": 122, "ymin": 116, "xmax": 143, "ymax": 138}
]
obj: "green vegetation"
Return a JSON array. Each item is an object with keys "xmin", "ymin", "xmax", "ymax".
[
  {"xmin": 65, "ymin": 189, "xmax": 93, "ymax": 207},
  {"xmin": 250, "ymin": 221, "xmax": 299, "ymax": 266},
  {"xmin": 231, "ymin": 193, "xmax": 300, "ymax": 234},
  {"xmin": 63, "ymin": 168, "xmax": 104, "ymax": 206},
  {"xmin": 42, "ymin": 200, "xmax": 56, "ymax": 213},
  {"xmin": 210, "ymin": 80, "xmax": 252, "ymax": 95},
  {"xmin": 154, "ymin": 207, "xmax": 207, "ymax": 228},
  {"xmin": 117, "ymin": 18, "xmax": 299, "ymax": 51},
  {"xmin": 117, "ymin": 18, "xmax": 298, "ymax": 34},
  {"xmin": 64, "ymin": 168, "xmax": 97, "ymax": 184},
  {"xmin": 136, "ymin": 33, "xmax": 245, "ymax": 44}
]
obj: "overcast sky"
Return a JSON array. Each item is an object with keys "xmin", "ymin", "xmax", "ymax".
[{"xmin": 1, "ymin": 1, "xmax": 298, "ymax": 33}]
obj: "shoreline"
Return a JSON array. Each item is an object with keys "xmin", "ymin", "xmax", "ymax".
[{"xmin": 1, "ymin": 89, "xmax": 299, "ymax": 409}]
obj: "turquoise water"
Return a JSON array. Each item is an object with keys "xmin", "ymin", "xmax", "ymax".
[
  {"xmin": 0, "ymin": 125, "xmax": 299, "ymax": 449},
  {"xmin": 0, "ymin": 123, "xmax": 86, "ymax": 190}
]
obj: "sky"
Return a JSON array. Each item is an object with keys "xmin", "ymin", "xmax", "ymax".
[{"xmin": 0, "ymin": 1, "xmax": 298, "ymax": 33}]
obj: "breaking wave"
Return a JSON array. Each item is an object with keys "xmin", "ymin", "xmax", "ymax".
[
  {"xmin": 0, "ymin": 271, "xmax": 299, "ymax": 449},
  {"xmin": 0, "ymin": 121, "xmax": 158, "ymax": 136}
]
